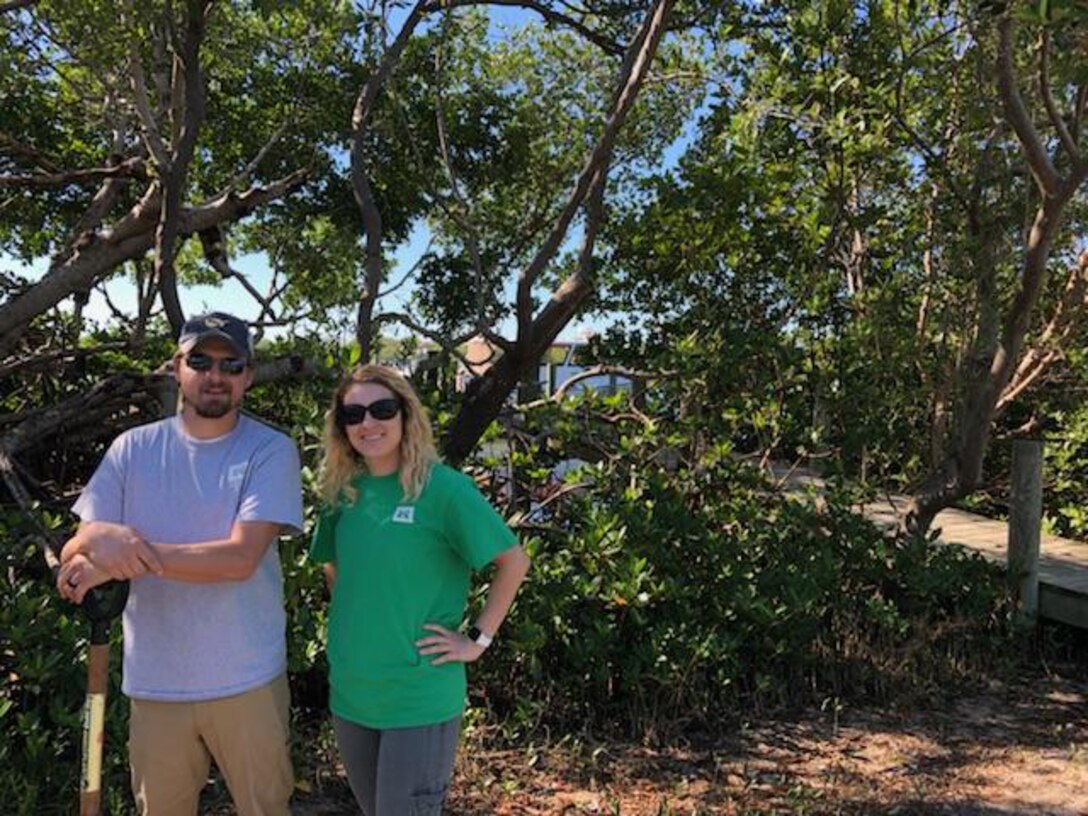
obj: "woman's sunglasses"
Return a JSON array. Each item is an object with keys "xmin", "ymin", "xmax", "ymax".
[
  {"xmin": 338, "ymin": 398, "xmax": 402, "ymax": 426},
  {"xmin": 184, "ymin": 353, "xmax": 248, "ymax": 376}
]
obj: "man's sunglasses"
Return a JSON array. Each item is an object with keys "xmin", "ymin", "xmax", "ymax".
[
  {"xmin": 338, "ymin": 398, "xmax": 402, "ymax": 426},
  {"xmin": 184, "ymin": 353, "xmax": 248, "ymax": 376}
]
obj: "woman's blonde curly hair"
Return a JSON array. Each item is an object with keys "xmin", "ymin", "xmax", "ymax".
[{"xmin": 318, "ymin": 364, "xmax": 438, "ymax": 507}]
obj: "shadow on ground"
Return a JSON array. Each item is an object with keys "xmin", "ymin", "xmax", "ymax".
[{"xmin": 287, "ymin": 668, "xmax": 1087, "ymax": 816}]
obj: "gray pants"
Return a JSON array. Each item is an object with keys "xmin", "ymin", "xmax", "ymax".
[{"xmin": 332, "ymin": 714, "xmax": 461, "ymax": 816}]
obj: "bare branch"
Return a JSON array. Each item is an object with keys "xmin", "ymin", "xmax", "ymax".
[
  {"xmin": 535, "ymin": 363, "xmax": 669, "ymax": 404},
  {"xmin": 223, "ymin": 119, "xmax": 291, "ymax": 193},
  {"xmin": 998, "ymin": 249, "xmax": 1088, "ymax": 410},
  {"xmin": 507, "ymin": 481, "xmax": 592, "ymax": 529},
  {"xmin": 0, "ymin": 158, "xmax": 147, "ymax": 188},
  {"xmin": 98, "ymin": 276, "xmax": 135, "ymax": 323},
  {"xmin": 0, "ymin": 341, "xmax": 129, "ymax": 380},
  {"xmin": 65, "ymin": 99, "xmax": 141, "ymax": 249},
  {"xmin": 433, "ymin": 22, "xmax": 489, "ymax": 331},
  {"xmin": 375, "ymin": 311, "xmax": 478, "ymax": 361},
  {"xmin": 0, "ymin": 131, "xmax": 61, "ymax": 173},
  {"xmin": 1, "ymin": 372, "xmax": 154, "ymax": 455},
  {"xmin": 378, "ymin": 236, "xmax": 435, "ymax": 300},
  {"xmin": 127, "ymin": 34, "xmax": 171, "ymax": 169},
  {"xmin": 446, "ymin": 0, "xmax": 624, "ymax": 56},
  {"xmin": 1038, "ymin": 30, "xmax": 1080, "ymax": 163},
  {"xmin": 0, "ymin": 443, "xmax": 61, "ymax": 563},
  {"xmin": 997, "ymin": 16, "xmax": 1060, "ymax": 196},
  {"xmin": 350, "ymin": 1, "xmax": 430, "ymax": 359},
  {"xmin": 155, "ymin": 0, "xmax": 213, "ymax": 336}
]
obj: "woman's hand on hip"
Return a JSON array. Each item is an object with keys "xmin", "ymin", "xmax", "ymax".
[{"xmin": 416, "ymin": 623, "xmax": 485, "ymax": 665}]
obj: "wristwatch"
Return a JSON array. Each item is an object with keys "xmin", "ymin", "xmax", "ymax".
[{"xmin": 467, "ymin": 625, "xmax": 493, "ymax": 649}]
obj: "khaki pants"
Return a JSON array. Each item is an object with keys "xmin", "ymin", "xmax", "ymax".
[{"xmin": 129, "ymin": 674, "xmax": 293, "ymax": 816}]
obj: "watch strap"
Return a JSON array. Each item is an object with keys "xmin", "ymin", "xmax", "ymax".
[{"xmin": 467, "ymin": 625, "xmax": 493, "ymax": 649}]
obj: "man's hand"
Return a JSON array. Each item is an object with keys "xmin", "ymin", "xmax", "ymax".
[
  {"xmin": 57, "ymin": 554, "xmax": 112, "ymax": 604},
  {"xmin": 63, "ymin": 521, "xmax": 163, "ymax": 580}
]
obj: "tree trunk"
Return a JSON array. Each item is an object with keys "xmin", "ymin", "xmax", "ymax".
[{"xmin": 907, "ymin": 197, "xmax": 1069, "ymax": 533}]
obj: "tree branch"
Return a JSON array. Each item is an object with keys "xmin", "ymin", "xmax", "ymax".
[
  {"xmin": 350, "ymin": 0, "xmax": 429, "ymax": 359},
  {"xmin": 0, "ymin": 131, "xmax": 61, "ymax": 173},
  {"xmin": 1038, "ymin": 30, "xmax": 1080, "ymax": 163},
  {"xmin": 374, "ymin": 311, "xmax": 479, "ymax": 367},
  {"xmin": 443, "ymin": 0, "xmax": 674, "ymax": 464},
  {"xmin": 887, "ymin": 94, "xmax": 972, "ymax": 215},
  {"xmin": 997, "ymin": 16, "xmax": 1060, "ymax": 196},
  {"xmin": 1073, "ymin": 83, "xmax": 1087, "ymax": 144},
  {"xmin": 378, "ymin": 236, "xmax": 434, "ymax": 300},
  {"xmin": 0, "ymin": 168, "xmax": 311, "ymax": 359},
  {"xmin": 515, "ymin": 0, "xmax": 674, "ymax": 344},
  {"xmin": 433, "ymin": 22, "xmax": 490, "ymax": 331},
  {"xmin": 65, "ymin": 100, "xmax": 141, "ymax": 251},
  {"xmin": 445, "ymin": 0, "xmax": 624, "ymax": 56},
  {"xmin": 534, "ymin": 364, "xmax": 669, "ymax": 405},
  {"xmin": 155, "ymin": 0, "xmax": 213, "ymax": 337},
  {"xmin": 127, "ymin": 27, "xmax": 171, "ymax": 169},
  {"xmin": 1, "ymin": 372, "xmax": 153, "ymax": 455},
  {"xmin": 222, "ymin": 119, "xmax": 290, "ymax": 193},
  {"xmin": 0, "ymin": 341, "xmax": 129, "ymax": 380},
  {"xmin": 0, "ymin": 157, "xmax": 147, "ymax": 188},
  {"xmin": 997, "ymin": 249, "xmax": 1088, "ymax": 410}
]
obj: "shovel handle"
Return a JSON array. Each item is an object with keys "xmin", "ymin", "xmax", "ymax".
[{"xmin": 78, "ymin": 642, "xmax": 110, "ymax": 816}]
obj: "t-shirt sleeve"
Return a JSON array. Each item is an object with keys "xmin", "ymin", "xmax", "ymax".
[
  {"xmin": 71, "ymin": 436, "xmax": 126, "ymax": 524},
  {"xmin": 308, "ymin": 506, "xmax": 339, "ymax": 564},
  {"xmin": 443, "ymin": 470, "xmax": 517, "ymax": 570},
  {"xmin": 236, "ymin": 434, "xmax": 304, "ymax": 535}
]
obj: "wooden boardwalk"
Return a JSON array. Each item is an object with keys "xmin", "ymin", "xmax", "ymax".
[{"xmin": 775, "ymin": 467, "xmax": 1088, "ymax": 629}]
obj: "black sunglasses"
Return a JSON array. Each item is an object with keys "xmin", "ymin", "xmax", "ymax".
[
  {"xmin": 184, "ymin": 353, "xmax": 248, "ymax": 376},
  {"xmin": 338, "ymin": 398, "xmax": 403, "ymax": 426}
]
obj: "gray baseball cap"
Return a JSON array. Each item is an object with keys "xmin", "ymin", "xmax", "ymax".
[{"xmin": 178, "ymin": 312, "xmax": 254, "ymax": 360}]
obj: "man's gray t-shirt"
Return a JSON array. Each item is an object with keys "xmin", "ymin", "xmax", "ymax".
[{"xmin": 73, "ymin": 413, "xmax": 304, "ymax": 702}]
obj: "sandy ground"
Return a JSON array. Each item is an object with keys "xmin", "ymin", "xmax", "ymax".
[{"xmin": 287, "ymin": 670, "xmax": 1086, "ymax": 815}]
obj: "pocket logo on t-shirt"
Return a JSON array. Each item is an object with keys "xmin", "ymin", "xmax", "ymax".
[
  {"xmin": 392, "ymin": 505, "xmax": 415, "ymax": 524},
  {"xmin": 227, "ymin": 463, "xmax": 247, "ymax": 488}
]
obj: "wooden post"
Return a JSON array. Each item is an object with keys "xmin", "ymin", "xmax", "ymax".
[{"xmin": 1008, "ymin": 438, "xmax": 1043, "ymax": 624}]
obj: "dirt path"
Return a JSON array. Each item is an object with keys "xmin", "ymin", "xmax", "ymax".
[{"xmin": 293, "ymin": 669, "xmax": 1087, "ymax": 815}]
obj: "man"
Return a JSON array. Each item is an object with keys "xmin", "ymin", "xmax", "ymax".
[{"xmin": 58, "ymin": 312, "xmax": 303, "ymax": 816}]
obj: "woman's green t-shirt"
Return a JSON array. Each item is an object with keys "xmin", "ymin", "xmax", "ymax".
[{"xmin": 309, "ymin": 463, "xmax": 516, "ymax": 728}]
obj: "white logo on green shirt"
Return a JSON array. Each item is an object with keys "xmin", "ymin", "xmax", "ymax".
[{"xmin": 392, "ymin": 505, "xmax": 415, "ymax": 524}]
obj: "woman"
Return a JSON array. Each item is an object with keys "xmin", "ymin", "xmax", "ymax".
[{"xmin": 310, "ymin": 364, "xmax": 531, "ymax": 816}]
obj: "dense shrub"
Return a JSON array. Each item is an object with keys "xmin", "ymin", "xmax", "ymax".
[{"xmin": 471, "ymin": 396, "xmax": 1013, "ymax": 739}]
